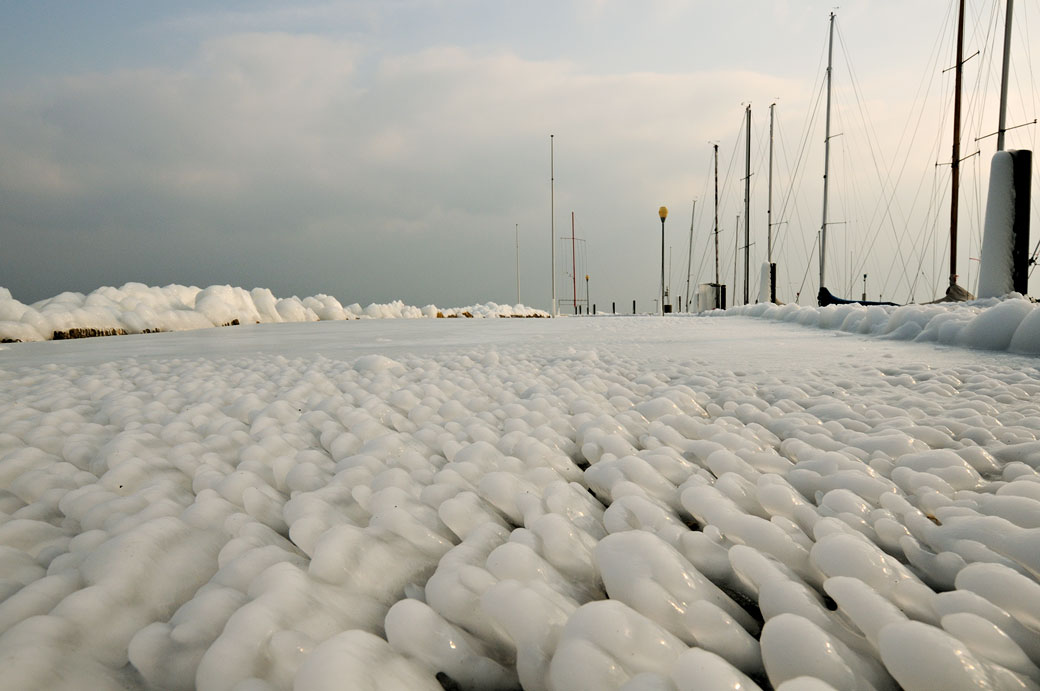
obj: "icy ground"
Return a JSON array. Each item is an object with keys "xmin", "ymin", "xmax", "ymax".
[
  {"xmin": 3, "ymin": 282, "xmax": 1040, "ymax": 358},
  {"xmin": 0, "ymin": 283, "xmax": 548, "ymax": 343},
  {"xmin": 2, "ymin": 315, "xmax": 1040, "ymax": 691}
]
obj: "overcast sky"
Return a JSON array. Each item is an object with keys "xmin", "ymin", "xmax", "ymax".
[{"xmin": 1, "ymin": 1, "xmax": 1037, "ymax": 309}]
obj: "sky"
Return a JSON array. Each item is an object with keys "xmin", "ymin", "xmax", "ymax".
[{"xmin": 1, "ymin": 0, "xmax": 1037, "ymax": 310}]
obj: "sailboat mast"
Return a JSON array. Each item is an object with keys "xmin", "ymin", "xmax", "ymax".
[
  {"xmin": 685, "ymin": 199, "xmax": 696, "ymax": 312},
  {"xmin": 997, "ymin": 0, "xmax": 1014, "ymax": 151},
  {"xmin": 768, "ymin": 102, "xmax": 775, "ymax": 263},
  {"xmin": 820, "ymin": 12, "xmax": 835, "ymax": 294},
  {"xmin": 714, "ymin": 144, "xmax": 720, "ymax": 288},
  {"xmin": 551, "ymin": 135, "xmax": 557, "ymax": 316},
  {"xmin": 744, "ymin": 105, "xmax": 752, "ymax": 305},
  {"xmin": 735, "ymin": 214, "xmax": 739, "ymax": 303},
  {"xmin": 949, "ymin": 0, "xmax": 965, "ymax": 287},
  {"xmin": 571, "ymin": 212, "xmax": 577, "ymax": 313}
]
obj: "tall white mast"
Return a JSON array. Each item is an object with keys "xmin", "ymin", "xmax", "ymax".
[
  {"xmin": 550, "ymin": 135, "xmax": 557, "ymax": 316},
  {"xmin": 949, "ymin": 0, "xmax": 966, "ymax": 289},
  {"xmin": 768, "ymin": 102, "xmax": 776, "ymax": 303},
  {"xmin": 768, "ymin": 102, "xmax": 775, "ymax": 264},
  {"xmin": 744, "ymin": 104, "xmax": 752, "ymax": 305},
  {"xmin": 713, "ymin": 144, "xmax": 720, "ymax": 290},
  {"xmin": 819, "ymin": 12, "xmax": 835, "ymax": 296}
]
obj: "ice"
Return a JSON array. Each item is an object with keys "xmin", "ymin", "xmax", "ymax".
[
  {"xmin": 809, "ymin": 532, "xmax": 937, "ymax": 621},
  {"xmin": 3, "ymin": 299, "xmax": 1040, "ymax": 689},
  {"xmin": 671, "ymin": 647, "xmax": 763, "ymax": 691},
  {"xmin": 960, "ymin": 298, "xmax": 1035, "ymax": 352},
  {"xmin": 549, "ymin": 600, "xmax": 688, "ymax": 690},
  {"xmin": 0, "ymin": 283, "xmax": 549, "ymax": 342},
  {"xmin": 727, "ymin": 291, "xmax": 1040, "ymax": 356},
  {"xmin": 877, "ymin": 620, "xmax": 1010, "ymax": 691},
  {"xmin": 292, "ymin": 629, "xmax": 440, "ymax": 691},
  {"xmin": 977, "ymin": 151, "xmax": 1017, "ymax": 299},
  {"xmin": 776, "ymin": 680, "xmax": 840, "ymax": 691},
  {"xmin": 933, "ymin": 590, "xmax": 1040, "ymax": 667},
  {"xmin": 822, "ymin": 576, "xmax": 907, "ymax": 650},
  {"xmin": 955, "ymin": 562, "xmax": 1040, "ymax": 630},
  {"xmin": 384, "ymin": 599, "xmax": 518, "ymax": 690},
  {"xmin": 760, "ymin": 613, "xmax": 895, "ymax": 691},
  {"xmin": 482, "ymin": 579, "xmax": 576, "ymax": 691},
  {"xmin": 595, "ymin": 531, "xmax": 760, "ymax": 641},
  {"xmin": 941, "ymin": 612, "xmax": 1040, "ymax": 681}
]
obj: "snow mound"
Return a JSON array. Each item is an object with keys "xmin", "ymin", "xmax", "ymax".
[
  {"xmin": 0, "ymin": 283, "xmax": 550, "ymax": 342},
  {"xmin": 726, "ymin": 295, "xmax": 1040, "ymax": 355}
]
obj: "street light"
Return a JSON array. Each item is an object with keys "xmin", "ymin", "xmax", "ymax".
[{"xmin": 658, "ymin": 206, "xmax": 668, "ymax": 316}]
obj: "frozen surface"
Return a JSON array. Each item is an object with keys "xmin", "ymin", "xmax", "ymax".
[
  {"xmin": 728, "ymin": 293, "xmax": 1040, "ymax": 356},
  {"xmin": 2, "ymin": 310, "xmax": 1040, "ymax": 690},
  {"xmin": 977, "ymin": 151, "xmax": 1017, "ymax": 300},
  {"xmin": 0, "ymin": 283, "xmax": 548, "ymax": 343}
]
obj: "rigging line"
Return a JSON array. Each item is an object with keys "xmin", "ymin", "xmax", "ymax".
[
  {"xmin": 964, "ymin": 0, "xmax": 999, "ymax": 150},
  {"xmin": 855, "ymin": 5, "xmax": 949, "ymax": 302},
  {"xmin": 774, "ymin": 79, "xmax": 824, "ymax": 283},
  {"xmin": 719, "ymin": 116, "xmax": 746, "ymax": 214},
  {"xmin": 972, "ymin": 153, "xmax": 983, "ymax": 294},
  {"xmin": 905, "ymin": 0, "xmax": 958, "ymax": 293},
  {"xmin": 779, "ymin": 126, "xmax": 820, "ymax": 296},
  {"xmin": 773, "ymin": 23, "xmax": 828, "ymax": 291},
  {"xmin": 691, "ymin": 153, "xmax": 718, "ymax": 296},
  {"xmin": 682, "ymin": 152, "xmax": 715, "ymax": 301},
  {"xmin": 691, "ymin": 150, "xmax": 717, "ymax": 291},
  {"xmin": 1020, "ymin": 0, "xmax": 1038, "ymax": 141},
  {"xmin": 909, "ymin": 166, "xmax": 949, "ymax": 302},
  {"xmin": 868, "ymin": 0, "xmax": 952, "ymax": 258},
  {"xmin": 717, "ymin": 113, "xmax": 748, "ymax": 274},
  {"xmin": 771, "ymin": 109, "xmax": 814, "ymax": 289},
  {"xmin": 832, "ymin": 24, "xmax": 907, "ymax": 295},
  {"xmin": 770, "ymin": 112, "xmax": 793, "ymax": 255},
  {"xmin": 1008, "ymin": 0, "xmax": 1039, "ymax": 215},
  {"xmin": 955, "ymin": 0, "xmax": 996, "ymax": 286},
  {"xmin": 835, "ymin": 23, "xmax": 923, "ymax": 297},
  {"xmin": 775, "ymin": 81, "xmax": 823, "ymax": 232},
  {"xmin": 771, "ymin": 109, "xmax": 810, "ymax": 270},
  {"xmin": 1023, "ymin": 3, "xmax": 1040, "ymax": 289},
  {"xmin": 903, "ymin": 1, "xmax": 962, "ymax": 300},
  {"xmin": 796, "ymin": 233, "xmax": 820, "ymax": 304},
  {"xmin": 832, "ymin": 30, "xmax": 895, "ymax": 296}
]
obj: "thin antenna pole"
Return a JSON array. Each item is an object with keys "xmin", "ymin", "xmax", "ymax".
[
  {"xmin": 820, "ymin": 12, "xmax": 835, "ymax": 296},
  {"xmin": 744, "ymin": 104, "xmax": 751, "ymax": 305},
  {"xmin": 515, "ymin": 223, "xmax": 520, "ymax": 304},
  {"xmin": 997, "ymin": 0, "xmax": 1014, "ymax": 151},
  {"xmin": 949, "ymin": 0, "xmax": 965, "ymax": 287},
  {"xmin": 551, "ymin": 135, "xmax": 557, "ymax": 316},
  {"xmin": 685, "ymin": 199, "xmax": 696, "ymax": 312}
]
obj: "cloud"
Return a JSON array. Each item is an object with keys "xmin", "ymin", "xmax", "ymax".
[{"xmin": 0, "ymin": 31, "xmax": 810, "ymax": 307}]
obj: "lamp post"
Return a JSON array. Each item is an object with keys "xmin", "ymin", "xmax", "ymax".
[
  {"xmin": 658, "ymin": 206, "xmax": 668, "ymax": 316},
  {"xmin": 585, "ymin": 274, "xmax": 589, "ymax": 313}
]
